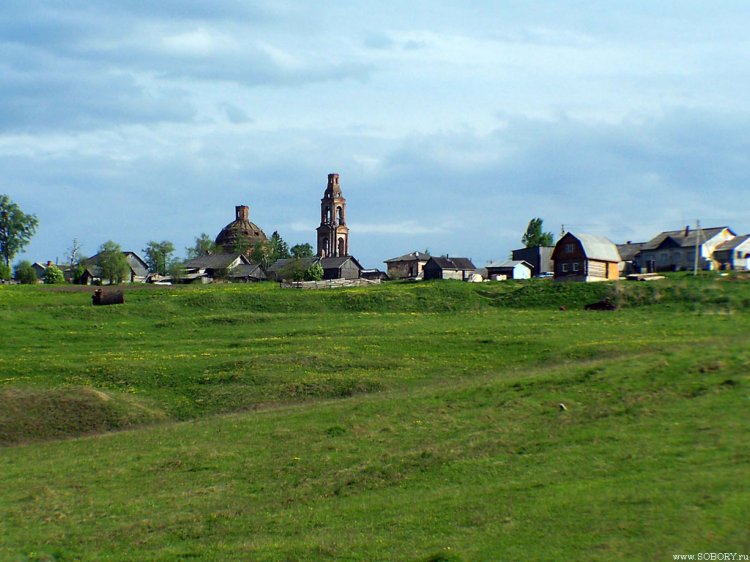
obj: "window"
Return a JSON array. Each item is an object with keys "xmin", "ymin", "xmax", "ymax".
[
  {"xmin": 564, "ymin": 244, "xmax": 575, "ymax": 254},
  {"xmin": 562, "ymin": 263, "xmax": 569, "ymax": 272},
  {"xmin": 572, "ymin": 262, "xmax": 579, "ymax": 272}
]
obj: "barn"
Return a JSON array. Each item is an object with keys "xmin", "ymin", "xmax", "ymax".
[{"xmin": 552, "ymin": 232, "xmax": 621, "ymax": 282}]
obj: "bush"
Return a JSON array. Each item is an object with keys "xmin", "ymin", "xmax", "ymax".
[
  {"xmin": 14, "ymin": 260, "xmax": 37, "ymax": 284},
  {"xmin": 304, "ymin": 262, "xmax": 324, "ymax": 281},
  {"xmin": 44, "ymin": 264, "xmax": 65, "ymax": 284},
  {"xmin": 0, "ymin": 262, "xmax": 10, "ymax": 281}
]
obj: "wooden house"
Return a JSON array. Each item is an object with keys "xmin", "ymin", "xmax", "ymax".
[
  {"xmin": 227, "ymin": 262, "xmax": 266, "ymax": 282},
  {"xmin": 423, "ymin": 257, "xmax": 476, "ymax": 280},
  {"xmin": 267, "ymin": 256, "xmax": 363, "ymax": 281},
  {"xmin": 182, "ymin": 253, "xmax": 257, "ymax": 283},
  {"xmin": 81, "ymin": 251, "xmax": 149, "ymax": 284},
  {"xmin": 384, "ymin": 251, "xmax": 431, "ymax": 279},
  {"xmin": 31, "ymin": 262, "xmax": 49, "ymax": 281},
  {"xmin": 552, "ymin": 233, "xmax": 620, "ymax": 282},
  {"xmin": 638, "ymin": 226, "xmax": 735, "ymax": 272}
]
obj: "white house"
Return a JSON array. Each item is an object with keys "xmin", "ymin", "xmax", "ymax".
[
  {"xmin": 714, "ymin": 235, "xmax": 750, "ymax": 270},
  {"xmin": 486, "ymin": 260, "xmax": 533, "ymax": 280}
]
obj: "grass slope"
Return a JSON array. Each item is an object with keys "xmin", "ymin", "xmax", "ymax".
[{"xmin": 0, "ymin": 277, "xmax": 749, "ymax": 560}]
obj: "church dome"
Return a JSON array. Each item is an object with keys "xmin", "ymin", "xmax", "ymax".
[{"xmin": 215, "ymin": 205, "xmax": 268, "ymax": 254}]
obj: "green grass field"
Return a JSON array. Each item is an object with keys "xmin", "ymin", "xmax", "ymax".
[{"xmin": 1, "ymin": 277, "xmax": 749, "ymax": 561}]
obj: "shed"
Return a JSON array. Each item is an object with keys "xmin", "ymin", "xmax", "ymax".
[
  {"xmin": 511, "ymin": 246, "xmax": 554, "ymax": 276},
  {"xmin": 320, "ymin": 256, "xmax": 363, "ymax": 280},
  {"xmin": 486, "ymin": 260, "xmax": 533, "ymax": 280},
  {"xmin": 266, "ymin": 256, "xmax": 363, "ymax": 281}
]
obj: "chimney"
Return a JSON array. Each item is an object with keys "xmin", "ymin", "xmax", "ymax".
[
  {"xmin": 236, "ymin": 205, "xmax": 249, "ymax": 222},
  {"xmin": 684, "ymin": 225, "xmax": 690, "ymax": 237}
]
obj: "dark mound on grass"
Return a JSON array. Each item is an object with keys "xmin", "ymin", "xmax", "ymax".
[{"xmin": 0, "ymin": 387, "xmax": 168, "ymax": 446}]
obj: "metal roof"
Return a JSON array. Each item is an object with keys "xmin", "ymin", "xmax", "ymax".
[
  {"xmin": 183, "ymin": 254, "xmax": 248, "ymax": 269},
  {"xmin": 384, "ymin": 251, "xmax": 431, "ymax": 263},
  {"xmin": 486, "ymin": 260, "xmax": 532, "ymax": 269},
  {"xmin": 566, "ymin": 233, "xmax": 621, "ymax": 262},
  {"xmin": 641, "ymin": 227, "xmax": 733, "ymax": 251}
]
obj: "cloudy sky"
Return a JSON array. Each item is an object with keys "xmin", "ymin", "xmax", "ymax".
[{"xmin": 4, "ymin": 1, "xmax": 750, "ymax": 268}]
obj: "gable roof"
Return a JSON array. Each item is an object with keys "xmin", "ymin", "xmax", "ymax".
[
  {"xmin": 616, "ymin": 242, "xmax": 646, "ymax": 261},
  {"xmin": 83, "ymin": 251, "xmax": 148, "ymax": 277},
  {"xmin": 486, "ymin": 260, "xmax": 532, "ymax": 270},
  {"xmin": 267, "ymin": 257, "xmax": 318, "ymax": 273},
  {"xmin": 715, "ymin": 235, "xmax": 750, "ymax": 251},
  {"xmin": 183, "ymin": 254, "xmax": 249, "ymax": 270},
  {"xmin": 228, "ymin": 263, "xmax": 266, "ymax": 279},
  {"xmin": 427, "ymin": 256, "xmax": 476, "ymax": 270},
  {"xmin": 320, "ymin": 256, "xmax": 363, "ymax": 270},
  {"xmin": 641, "ymin": 227, "xmax": 734, "ymax": 251},
  {"xmin": 384, "ymin": 251, "xmax": 431, "ymax": 263}
]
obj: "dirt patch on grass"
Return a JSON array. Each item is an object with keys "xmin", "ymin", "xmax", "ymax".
[{"xmin": 0, "ymin": 386, "xmax": 168, "ymax": 446}]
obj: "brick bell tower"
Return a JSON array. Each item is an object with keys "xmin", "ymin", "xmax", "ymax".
[{"xmin": 316, "ymin": 173, "xmax": 349, "ymax": 257}]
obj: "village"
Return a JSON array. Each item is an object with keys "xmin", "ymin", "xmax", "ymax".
[{"xmin": 7, "ymin": 172, "xmax": 750, "ymax": 287}]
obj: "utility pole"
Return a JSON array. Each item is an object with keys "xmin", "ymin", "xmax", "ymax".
[{"xmin": 693, "ymin": 219, "xmax": 702, "ymax": 276}]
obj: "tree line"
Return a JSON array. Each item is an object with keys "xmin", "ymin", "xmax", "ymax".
[
  {"xmin": 2, "ymin": 193, "xmax": 556, "ymax": 284},
  {"xmin": 1, "ymin": 194, "xmax": 318, "ymax": 284}
]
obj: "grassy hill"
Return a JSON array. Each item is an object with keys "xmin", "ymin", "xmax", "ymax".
[{"xmin": 0, "ymin": 276, "xmax": 749, "ymax": 560}]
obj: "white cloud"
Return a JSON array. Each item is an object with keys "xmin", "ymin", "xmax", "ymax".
[{"xmin": 3, "ymin": 1, "xmax": 750, "ymax": 269}]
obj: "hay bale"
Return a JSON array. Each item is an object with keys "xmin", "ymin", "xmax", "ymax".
[{"xmin": 92, "ymin": 289, "xmax": 124, "ymax": 306}]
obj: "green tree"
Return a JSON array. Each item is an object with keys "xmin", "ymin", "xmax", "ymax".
[
  {"xmin": 0, "ymin": 195, "xmax": 39, "ymax": 270},
  {"xmin": 0, "ymin": 262, "xmax": 10, "ymax": 280},
  {"xmin": 72, "ymin": 264, "xmax": 86, "ymax": 285},
  {"xmin": 186, "ymin": 234, "xmax": 217, "ymax": 259},
  {"xmin": 304, "ymin": 262, "xmax": 324, "ymax": 281},
  {"xmin": 522, "ymin": 218, "xmax": 554, "ymax": 248},
  {"xmin": 279, "ymin": 258, "xmax": 308, "ymax": 281},
  {"xmin": 269, "ymin": 231, "xmax": 290, "ymax": 261},
  {"xmin": 43, "ymin": 264, "xmax": 65, "ymax": 284},
  {"xmin": 290, "ymin": 243, "xmax": 314, "ymax": 259},
  {"xmin": 14, "ymin": 260, "xmax": 37, "ymax": 284},
  {"xmin": 167, "ymin": 259, "xmax": 186, "ymax": 283},
  {"xmin": 232, "ymin": 237, "xmax": 252, "ymax": 257},
  {"xmin": 250, "ymin": 241, "xmax": 272, "ymax": 269},
  {"xmin": 143, "ymin": 240, "xmax": 176, "ymax": 275},
  {"xmin": 96, "ymin": 241, "xmax": 130, "ymax": 284}
]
